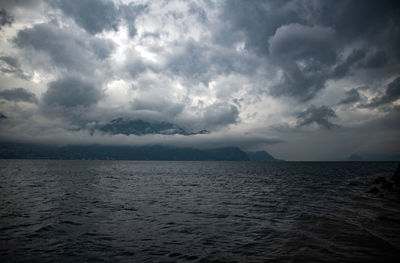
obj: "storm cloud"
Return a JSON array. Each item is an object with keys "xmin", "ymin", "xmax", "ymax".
[
  {"xmin": 0, "ymin": 56, "xmax": 30, "ymax": 79},
  {"xmin": 14, "ymin": 23, "xmax": 114, "ymax": 74},
  {"xmin": 332, "ymin": 49, "xmax": 366, "ymax": 79},
  {"xmin": 0, "ymin": 8, "xmax": 13, "ymax": 29},
  {"xmin": 365, "ymin": 77, "xmax": 400, "ymax": 108},
  {"xmin": 221, "ymin": 0, "xmax": 400, "ymax": 101},
  {"xmin": 42, "ymin": 76, "xmax": 101, "ymax": 108},
  {"xmin": 51, "ymin": 0, "xmax": 119, "ymax": 35},
  {"xmin": 269, "ymin": 23, "xmax": 336, "ymax": 100},
  {"xmin": 338, "ymin": 89, "xmax": 361, "ymax": 106},
  {"xmin": 297, "ymin": 105, "xmax": 338, "ymax": 130},
  {"xmin": 0, "ymin": 87, "xmax": 37, "ymax": 103},
  {"xmin": 0, "ymin": 0, "xmax": 399, "ymax": 160}
]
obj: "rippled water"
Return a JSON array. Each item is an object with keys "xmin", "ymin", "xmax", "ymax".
[{"xmin": 0, "ymin": 160, "xmax": 399, "ymax": 262}]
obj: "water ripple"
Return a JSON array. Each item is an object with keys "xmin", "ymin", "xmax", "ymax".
[{"xmin": 0, "ymin": 160, "xmax": 399, "ymax": 262}]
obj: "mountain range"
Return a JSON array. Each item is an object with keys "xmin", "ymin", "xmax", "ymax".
[{"xmin": 0, "ymin": 142, "xmax": 282, "ymax": 161}]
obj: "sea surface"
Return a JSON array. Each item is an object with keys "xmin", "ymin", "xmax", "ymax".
[{"xmin": 0, "ymin": 160, "xmax": 399, "ymax": 262}]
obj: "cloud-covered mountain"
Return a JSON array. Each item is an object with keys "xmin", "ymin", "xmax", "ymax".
[{"xmin": 97, "ymin": 118, "xmax": 209, "ymax": 136}]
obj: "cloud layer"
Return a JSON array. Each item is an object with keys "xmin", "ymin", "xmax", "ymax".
[{"xmin": 0, "ymin": 0, "xmax": 399, "ymax": 160}]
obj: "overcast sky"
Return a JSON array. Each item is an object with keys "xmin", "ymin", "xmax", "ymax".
[{"xmin": 0, "ymin": 0, "xmax": 399, "ymax": 160}]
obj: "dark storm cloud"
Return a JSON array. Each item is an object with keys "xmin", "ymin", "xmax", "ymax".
[
  {"xmin": 1, "ymin": 0, "xmax": 399, "ymax": 161},
  {"xmin": 268, "ymin": 23, "xmax": 335, "ymax": 62},
  {"xmin": 379, "ymin": 106, "xmax": 400, "ymax": 130},
  {"xmin": 332, "ymin": 49, "xmax": 366, "ymax": 79},
  {"xmin": 166, "ymin": 40, "xmax": 259, "ymax": 84},
  {"xmin": 269, "ymin": 23, "xmax": 336, "ymax": 100},
  {"xmin": 326, "ymin": 0, "xmax": 400, "ymax": 41},
  {"xmin": 297, "ymin": 105, "xmax": 338, "ymax": 130},
  {"xmin": 220, "ymin": 0, "xmax": 400, "ymax": 101},
  {"xmin": 125, "ymin": 59, "xmax": 148, "ymax": 78},
  {"xmin": 200, "ymin": 103, "xmax": 239, "ymax": 130},
  {"xmin": 338, "ymin": 88, "xmax": 361, "ymax": 105},
  {"xmin": 0, "ymin": 8, "xmax": 13, "ymax": 29},
  {"xmin": 364, "ymin": 77, "xmax": 400, "ymax": 108},
  {"xmin": 51, "ymin": 0, "xmax": 118, "ymax": 35},
  {"xmin": 0, "ymin": 56, "xmax": 18, "ymax": 68},
  {"xmin": 0, "ymin": 88, "xmax": 37, "ymax": 103},
  {"xmin": 0, "ymin": 0, "xmax": 39, "ymax": 10},
  {"xmin": 218, "ymin": 0, "xmax": 299, "ymax": 54},
  {"xmin": 167, "ymin": 41, "xmax": 209, "ymax": 83},
  {"xmin": 210, "ymin": 47, "xmax": 260, "ymax": 76},
  {"xmin": 316, "ymin": 0, "xmax": 400, "ymax": 58},
  {"xmin": 0, "ymin": 56, "xmax": 30, "ymax": 79},
  {"xmin": 42, "ymin": 76, "xmax": 101, "ymax": 108},
  {"xmin": 50, "ymin": 0, "xmax": 147, "ymax": 37},
  {"xmin": 119, "ymin": 3, "xmax": 147, "ymax": 37},
  {"xmin": 221, "ymin": 2, "xmax": 340, "ymax": 101},
  {"xmin": 14, "ymin": 23, "xmax": 114, "ymax": 73},
  {"xmin": 359, "ymin": 50, "xmax": 389, "ymax": 69}
]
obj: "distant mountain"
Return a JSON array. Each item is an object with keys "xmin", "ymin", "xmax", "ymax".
[
  {"xmin": 246, "ymin": 151, "xmax": 283, "ymax": 162},
  {"xmin": 97, "ymin": 118, "xmax": 209, "ymax": 136},
  {"xmin": 0, "ymin": 142, "xmax": 249, "ymax": 161}
]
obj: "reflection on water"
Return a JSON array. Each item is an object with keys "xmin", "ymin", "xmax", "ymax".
[{"xmin": 0, "ymin": 160, "xmax": 399, "ymax": 262}]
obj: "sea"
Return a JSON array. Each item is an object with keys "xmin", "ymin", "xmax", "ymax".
[{"xmin": 0, "ymin": 160, "xmax": 399, "ymax": 262}]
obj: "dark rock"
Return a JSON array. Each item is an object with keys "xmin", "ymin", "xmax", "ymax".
[
  {"xmin": 373, "ymin": 176, "xmax": 387, "ymax": 185},
  {"xmin": 391, "ymin": 164, "xmax": 400, "ymax": 186},
  {"xmin": 348, "ymin": 180, "xmax": 358, "ymax": 186},
  {"xmin": 367, "ymin": 187, "xmax": 380, "ymax": 194},
  {"xmin": 382, "ymin": 181, "xmax": 394, "ymax": 190},
  {"xmin": 367, "ymin": 164, "xmax": 400, "ymax": 197}
]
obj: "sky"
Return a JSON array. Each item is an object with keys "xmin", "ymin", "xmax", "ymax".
[{"xmin": 0, "ymin": 0, "xmax": 399, "ymax": 161}]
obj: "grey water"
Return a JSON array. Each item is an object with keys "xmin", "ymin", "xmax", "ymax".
[{"xmin": 0, "ymin": 160, "xmax": 399, "ymax": 262}]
